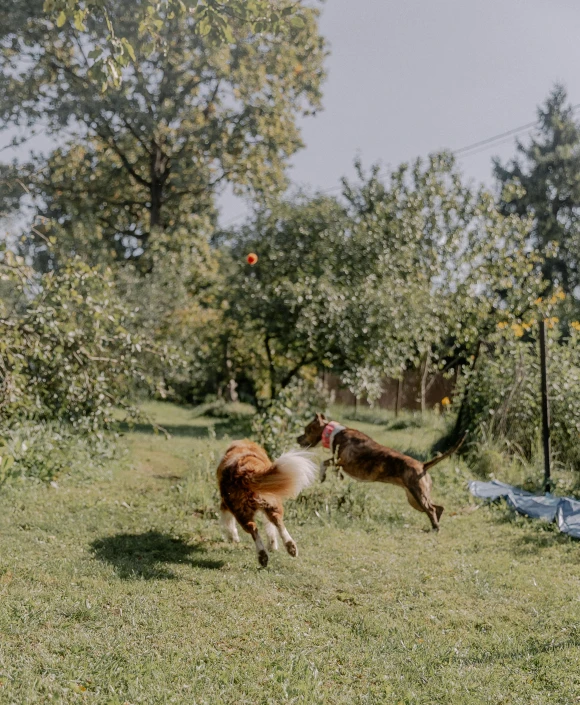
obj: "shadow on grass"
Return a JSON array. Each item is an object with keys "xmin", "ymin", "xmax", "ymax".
[
  {"xmin": 484, "ymin": 505, "xmax": 579, "ymax": 554},
  {"xmin": 116, "ymin": 416, "xmax": 253, "ymax": 440},
  {"xmin": 90, "ymin": 531, "xmax": 223, "ymax": 579}
]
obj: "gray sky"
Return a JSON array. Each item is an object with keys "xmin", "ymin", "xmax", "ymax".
[
  {"xmin": 4, "ymin": 0, "xmax": 580, "ymax": 226},
  {"xmin": 221, "ymin": 0, "xmax": 580, "ymax": 223}
]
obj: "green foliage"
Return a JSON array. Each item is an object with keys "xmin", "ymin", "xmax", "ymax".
[
  {"xmin": 454, "ymin": 322, "xmax": 580, "ymax": 471},
  {"xmin": 251, "ymin": 377, "xmax": 328, "ymax": 457},
  {"xmin": 1, "ymin": 420, "xmax": 117, "ymax": 485},
  {"xmin": 42, "ymin": 0, "xmax": 310, "ymax": 89},
  {"xmin": 0, "ymin": 253, "xmax": 174, "ymax": 430},
  {"xmin": 229, "ymin": 156, "xmax": 545, "ymax": 410},
  {"xmin": 339, "ymin": 157, "xmax": 545, "ymax": 388},
  {"xmin": 0, "ymin": 0, "xmax": 325, "ymax": 266},
  {"xmin": 227, "ymin": 195, "xmax": 347, "ymax": 399},
  {"xmin": 0, "ymin": 444, "xmax": 15, "ymax": 487},
  {"xmin": 495, "ymin": 85, "xmax": 580, "ymax": 300}
]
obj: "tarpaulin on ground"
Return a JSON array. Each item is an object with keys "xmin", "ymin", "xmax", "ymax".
[
  {"xmin": 556, "ymin": 498, "xmax": 580, "ymax": 539},
  {"xmin": 469, "ymin": 480, "xmax": 580, "ymax": 539},
  {"xmin": 469, "ymin": 480, "xmax": 533, "ymax": 501}
]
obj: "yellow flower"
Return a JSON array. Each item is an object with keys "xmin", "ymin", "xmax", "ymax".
[
  {"xmin": 441, "ymin": 397, "xmax": 451, "ymax": 407},
  {"xmin": 534, "ymin": 297, "xmax": 543, "ymax": 305},
  {"xmin": 556, "ymin": 290, "xmax": 566, "ymax": 300},
  {"xmin": 571, "ymin": 321, "xmax": 580, "ymax": 331},
  {"xmin": 511, "ymin": 323, "xmax": 524, "ymax": 338},
  {"xmin": 497, "ymin": 321, "xmax": 508, "ymax": 330}
]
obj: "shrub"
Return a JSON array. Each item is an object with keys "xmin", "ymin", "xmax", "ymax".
[
  {"xmin": 0, "ymin": 421, "xmax": 118, "ymax": 487},
  {"xmin": 0, "ymin": 253, "xmax": 177, "ymax": 431},
  {"xmin": 454, "ymin": 323, "xmax": 580, "ymax": 471},
  {"xmin": 251, "ymin": 377, "xmax": 329, "ymax": 457}
]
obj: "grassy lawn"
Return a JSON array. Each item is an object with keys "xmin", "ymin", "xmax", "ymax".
[{"xmin": 1, "ymin": 402, "xmax": 580, "ymax": 704}]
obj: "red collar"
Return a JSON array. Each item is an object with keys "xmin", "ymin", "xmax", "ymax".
[{"xmin": 321, "ymin": 421, "xmax": 345, "ymax": 450}]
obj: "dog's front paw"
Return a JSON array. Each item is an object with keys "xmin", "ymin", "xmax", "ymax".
[
  {"xmin": 258, "ymin": 549, "xmax": 269, "ymax": 567},
  {"xmin": 319, "ymin": 460, "xmax": 327, "ymax": 483}
]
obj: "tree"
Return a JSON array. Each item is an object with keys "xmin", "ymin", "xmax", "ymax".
[
  {"xmin": 0, "ymin": 0, "xmax": 325, "ymax": 267},
  {"xmin": 226, "ymin": 194, "xmax": 348, "ymax": 400},
  {"xmin": 338, "ymin": 156, "xmax": 545, "ymax": 407},
  {"xmin": 42, "ymin": 1, "xmax": 308, "ymax": 89},
  {"xmin": 494, "ymin": 85, "xmax": 580, "ymax": 297},
  {"xmin": 226, "ymin": 155, "xmax": 545, "ymax": 406}
]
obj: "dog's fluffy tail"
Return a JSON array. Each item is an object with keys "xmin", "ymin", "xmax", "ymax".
[
  {"xmin": 423, "ymin": 433, "xmax": 468, "ymax": 471},
  {"xmin": 250, "ymin": 450, "xmax": 317, "ymax": 500}
]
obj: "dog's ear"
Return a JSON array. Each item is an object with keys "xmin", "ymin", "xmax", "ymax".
[{"xmin": 316, "ymin": 412, "xmax": 327, "ymax": 424}]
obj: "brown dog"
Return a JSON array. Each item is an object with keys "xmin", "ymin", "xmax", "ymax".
[
  {"xmin": 297, "ymin": 414, "xmax": 465, "ymax": 530},
  {"xmin": 217, "ymin": 440, "xmax": 317, "ymax": 566}
]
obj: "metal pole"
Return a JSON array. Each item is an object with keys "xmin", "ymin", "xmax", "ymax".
[{"xmin": 539, "ymin": 319, "xmax": 551, "ymax": 493}]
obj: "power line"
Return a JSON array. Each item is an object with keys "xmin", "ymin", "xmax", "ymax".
[
  {"xmin": 219, "ymin": 101, "xmax": 580, "ymax": 226},
  {"xmin": 452, "ymin": 118, "xmax": 540, "ymax": 156},
  {"xmin": 454, "ymin": 102, "xmax": 580, "ymax": 157}
]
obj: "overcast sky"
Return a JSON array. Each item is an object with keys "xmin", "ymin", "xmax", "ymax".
[
  {"xmin": 222, "ymin": 0, "xmax": 580, "ymax": 224},
  {"xmin": 4, "ymin": 0, "xmax": 580, "ymax": 226}
]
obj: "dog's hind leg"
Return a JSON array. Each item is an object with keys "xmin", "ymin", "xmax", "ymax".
[
  {"xmin": 220, "ymin": 502, "xmax": 240, "ymax": 543},
  {"xmin": 235, "ymin": 514, "xmax": 268, "ymax": 567},
  {"xmin": 263, "ymin": 504, "xmax": 298, "ymax": 557},
  {"xmin": 263, "ymin": 514, "xmax": 279, "ymax": 551},
  {"xmin": 252, "ymin": 529, "xmax": 269, "ymax": 566},
  {"xmin": 405, "ymin": 487, "xmax": 441, "ymax": 531},
  {"xmin": 405, "ymin": 488, "xmax": 423, "ymax": 513}
]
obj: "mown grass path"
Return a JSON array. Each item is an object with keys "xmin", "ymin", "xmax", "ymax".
[{"xmin": 1, "ymin": 403, "xmax": 579, "ymax": 703}]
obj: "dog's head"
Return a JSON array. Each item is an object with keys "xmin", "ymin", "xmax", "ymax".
[{"xmin": 297, "ymin": 412, "xmax": 328, "ymax": 447}]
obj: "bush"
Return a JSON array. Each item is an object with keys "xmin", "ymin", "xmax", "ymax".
[
  {"xmin": 454, "ymin": 323, "xmax": 580, "ymax": 471},
  {"xmin": 251, "ymin": 377, "xmax": 329, "ymax": 457},
  {"xmin": 0, "ymin": 421, "xmax": 118, "ymax": 487},
  {"xmin": 0, "ymin": 254, "xmax": 176, "ymax": 430}
]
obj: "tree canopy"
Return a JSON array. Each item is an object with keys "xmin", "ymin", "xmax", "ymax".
[
  {"xmin": 223, "ymin": 154, "xmax": 546, "ymax": 404},
  {"xmin": 42, "ymin": 0, "xmax": 308, "ymax": 88},
  {"xmin": 0, "ymin": 0, "xmax": 325, "ymax": 267},
  {"xmin": 495, "ymin": 85, "xmax": 580, "ymax": 298}
]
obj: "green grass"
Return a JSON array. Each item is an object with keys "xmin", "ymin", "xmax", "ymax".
[{"xmin": 1, "ymin": 402, "xmax": 580, "ymax": 704}]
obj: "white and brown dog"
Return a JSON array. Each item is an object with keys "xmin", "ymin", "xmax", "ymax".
[{"xmin": 217, "ymin": 440, "xmax": 317, "ymax": 566}]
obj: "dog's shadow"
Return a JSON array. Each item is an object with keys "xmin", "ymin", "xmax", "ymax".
[{"xmin": 90, "ymin": 531, "xmax": 223, "ymax": 579}]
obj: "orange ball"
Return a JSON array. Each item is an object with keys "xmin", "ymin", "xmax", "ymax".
[{"xmin": 246, "ymin": 252, "xmax": 258, "ymax": 265}]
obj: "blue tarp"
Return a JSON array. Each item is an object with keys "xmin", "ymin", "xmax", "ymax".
[
  {"xmin": 469, "ymin": 480, "xmax": 533, "ymax": 501},
  {"xmin": 469, "ymin": 480, "xmax": 580, "ymax": 539},
  {"xmin": 556, "ymin": 498, "xmax": 580, "ymax": 539}
]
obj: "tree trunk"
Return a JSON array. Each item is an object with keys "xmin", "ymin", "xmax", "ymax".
[
  {"xmin": 395, "ymin": 377, "xmax": 403, "ymax": 418},
  {"xmin": 149, "ymin": 143, "xmax": 170, "ymax": 234},
  {"xmin": 150, "ymin": 181, "xmax": 163, "ymax": 230},
  {"xmin": 420, "ymin": 349, "xmax": 430, "ymax": 415},
  {"xmin": 264, "ymin": 335, "xmax": 276, "ymax": 400}
]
